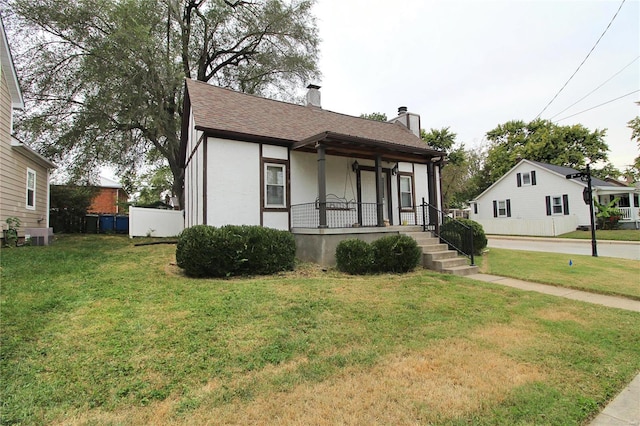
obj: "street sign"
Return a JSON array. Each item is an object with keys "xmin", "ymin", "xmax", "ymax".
[{"xmin": 565, "ymin": 173, "xmax": 583, "ymax": 179}]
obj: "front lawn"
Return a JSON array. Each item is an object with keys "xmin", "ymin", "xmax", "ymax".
[
  {"xmin": 478, "ymin": 248, "xmax": 640, "ymax": 300},
  {"xmin": 559, "ymin": 229, "xmax": 640, "ymax": 241},
  {"xmin": 1, "ymin": 235, "xmax": 639, "ymax": 425}
]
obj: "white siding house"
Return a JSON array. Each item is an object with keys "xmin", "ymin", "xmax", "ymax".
[
  {"xmin": 181, "ymin": 80, "xmax": 447, "ymax": 265},
  {"xmin": 0, "ymin": 17, "xmax": 56, "ymax": 245},
  {"xmin": 470, "ymin": 160, "xmax": 639, "ymax": 236}
]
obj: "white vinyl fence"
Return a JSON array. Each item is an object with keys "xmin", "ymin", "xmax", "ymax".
[
  {"xmin": 476, "ymin": 215, "xmax": 579, "ymax": 237},
  {"xmin": 129, "ymin": 207, "xmax": 184, "ymax": 238}
]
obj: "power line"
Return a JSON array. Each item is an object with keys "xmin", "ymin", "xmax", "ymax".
[
  {"xmin": 553, "ymin": 89, "xmax": 639, "ymax": 122},
  {"xmin": 550, "ymin": 56, "xmax": 639, "ymax": 120},
  {"xmin": 534, "ymin": 0, "xmax": 627, "ymax": 120}
]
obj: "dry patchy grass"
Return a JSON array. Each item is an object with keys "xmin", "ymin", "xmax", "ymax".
[
  {"xmin": 57, "ymin": 337, "xmax": 544, "ymax": 426},
  {"xmin": 3, "ymin": 236, "xmax": 639, "ymax": 426}
]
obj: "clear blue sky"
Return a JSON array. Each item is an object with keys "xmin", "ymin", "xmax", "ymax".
[{"xmin": 313, "ymin": 0, "xmax": 639, "ymax": 171}]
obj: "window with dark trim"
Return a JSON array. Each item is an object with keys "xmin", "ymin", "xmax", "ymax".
[
  {"xmin": 517, "ymin": 170, "xmax": 537, "ymax": 187},
  {"xmin": 493, "ymin": 199, "xmax": 511, "ymax": 218},
  {"xmin": 26, "ymin": 168, "xmax": 36, "ymax": 210},
  {"xmin": 545, "ymin": 194, "xmax": 569, "ymax": 215},
  {"xmin": 265, "ymin": 163, "xmax": 286, "ymax": 208},
  {"xmin": 399, "ymin": 175, "xmax": 413, "ymax": 209}
]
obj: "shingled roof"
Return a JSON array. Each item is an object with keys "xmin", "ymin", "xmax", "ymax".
[
  {"xmin": 183, "ymin": 79, "xmax": 442, "ymax": 158},
  {"xmin": 530, "ymin": 160, "xmax": 614, "ymax": 188}
]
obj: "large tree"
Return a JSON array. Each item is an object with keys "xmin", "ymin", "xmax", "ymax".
[
  {"xmin": 483, "ymin": 119, "xmax": 609, "ymax": 186},
  {"xmin": 4, "ymin": 0, "xmax": 319, "ymax": 205},
  {"xmin": 420, "ymin": 127, "xmax": 456, "ymax": 151}
]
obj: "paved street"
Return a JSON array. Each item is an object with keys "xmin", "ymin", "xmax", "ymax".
[{"xmin": 487, "ymin": 236, "xmax": 640, "ymax": 260}]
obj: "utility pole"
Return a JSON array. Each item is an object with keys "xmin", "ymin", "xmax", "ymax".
[
  {"xmin": 585, "ymin": 164, "xmax": 598, "ymax": 257},
  {"xmin": 566, "ymin": 164, "xmax": 597, "ymax": 257}
]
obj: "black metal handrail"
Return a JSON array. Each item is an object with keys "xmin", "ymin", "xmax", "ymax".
[{"xmin": 419, "ymin": 198, "xmax": 475, "ymax": 266}]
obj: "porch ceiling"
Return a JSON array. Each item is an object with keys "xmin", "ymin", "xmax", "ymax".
[{"xmin": 292, "ymin": 131, "xmax": 444, "ymax": 164}]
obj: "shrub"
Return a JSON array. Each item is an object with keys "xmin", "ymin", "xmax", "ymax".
[
  {"xmin": 371, "ymin": 235, "xmax": 421, "ymax": 273},
  {"xmin": 176, "ymin": 225, "xmax": 296, "ymax": 278},
  {"xmin": 439, "ymin": 218, "xmax": 487, "ymax": 256},
  {"xmin": 335, "ymin": 239, "xmax": 374, "ymax": 275},
  {"xmin": 237, "ymin": 225, "xmax": 296, "ymax": 275},
  {"xmin": 176, "ymin": 225, "xmax": 218, "ymax": 277}
]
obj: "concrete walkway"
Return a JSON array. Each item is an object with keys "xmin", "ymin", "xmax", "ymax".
[
  {"xmin": 466, "ymin": 273, "xmax": 640, "ymax": 425},
  {"xmin": 468, "ymin": 274, "xmax": 640, "ymax": 312}
]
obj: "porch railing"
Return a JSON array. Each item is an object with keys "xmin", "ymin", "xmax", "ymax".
[
  {"xmin": 617, "ymin": 207, "xmax": 636, "ymax": 221},
  {"xmin": 291, "ymin": 202, "xmax": 379, "ymax": 228},
  {"xmin": 418, "ymin": 198, "xmax": 475, "ymax": 266}
]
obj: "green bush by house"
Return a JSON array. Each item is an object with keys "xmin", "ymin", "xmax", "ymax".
[
  {"xmin": 439, "ymin": 218, "xmax": 487, "ymax": 256},
  {"xmin": 335, "ymin": 238, "xmax": 373, "ymax": 274},
  {"xmin": 371, "ymin": 235, "xmax": 422, "ymax": 273},
  {"xmin": 336, "ymin": 235, "xmax": 421, "ymax": 275},
  {"xmin": 176, "ymin": 225, "xmax": 296, "ymax": 277}
]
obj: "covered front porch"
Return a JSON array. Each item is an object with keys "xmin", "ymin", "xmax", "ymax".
[
  {"xmin": 596, "ymin": 187, "xmax": 640, "ymax": 228},
  {"xmin": 288, "ymin": 131, "xmax": 444, "ymax": 230},
  {"xmin": 287, "ymin": 131, "xmax": 445, "ymax": 266}
]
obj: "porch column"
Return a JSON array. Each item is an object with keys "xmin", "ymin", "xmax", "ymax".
[
  {"xmin": 427, "ymin": 161, "xmax": 438, "ymax": 228},
  {"xmin": 317, "ymin": 143, "xmax": 327, "ymax": 228},
  {"xmin": 375, "ymin": 154, "xmax": 384, "ymax": 226}
]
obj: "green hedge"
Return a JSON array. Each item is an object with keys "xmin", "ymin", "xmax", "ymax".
[
  {"xmin": 335, "ymin": 235, "xmax": 421, "ymax": 275},
  {"xmin": 176, "ymin": 225, "xmax": 296, "ymax": 278},
  {"xmin": 371, "ymin": 235, "xmax": 422, "ymax": 273},
  {"xmin": 335, "ymin": 239, "xmax": 373, "ymax": 274},
  {"xmin": 439, "ymin": 218, "xmax": 487, "ymax": 256}
]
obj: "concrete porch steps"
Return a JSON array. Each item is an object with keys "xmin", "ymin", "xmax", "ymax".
[{"xmin": 401, "ymin": 231, "xmax": 479, "ymax": 276}]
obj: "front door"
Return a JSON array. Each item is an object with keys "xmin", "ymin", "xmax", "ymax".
[
  {"xmin": 382, "ymin": 174, "xmax": 389, "ymax": 222},
  {"xmin": 359, "ymin": 169, "xmax": 393, "ymax": 225}
]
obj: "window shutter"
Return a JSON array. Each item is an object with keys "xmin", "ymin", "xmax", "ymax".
[
  {"xmin": 493, "ymin": 200, "xmax": 497, "ymax": 218},
  {"xmin": 545, "ymin": 196, "xmax": 551, "ymax": 216},
  {"xmin": 506, "ymin": 199, "xmax": 511, "ymax": 217},
  {"xmin": 474, "ymin": 203, "xmax": 478, "ymax": 214},
  {"xmin": 563, "ymin": 194, "xmax": 569, "ymax": 215},
  {"xmin": 516, "ymin": 173, "xmax": 522, "ymax": 187},
  {"xmin": 531, "ymin": 170, "xmax": 537, "ymax": 185}
]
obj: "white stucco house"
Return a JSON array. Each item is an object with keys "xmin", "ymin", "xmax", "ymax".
[
  {"xmin": 469, "ymin": 159, "xmax": 640, "ymax": 236},
  {"xmin": 180, "ymin": 80, "xmax": 448, "ymax": 265}
]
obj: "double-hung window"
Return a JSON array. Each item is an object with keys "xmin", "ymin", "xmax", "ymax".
[
  {"xmin": 265, "ymin": 163, "xmax": 286, "ymax": 208},
  {"xmin": 552, "ymin": 196, "xmax": 563, "ymax": 214},
  {"xmin": 399, "ymin": 175, "xmax": 413, "ymax": 209},
  {"xmin": 26, "ymin": 168, "xmax": 36, "ymax": 210},
  {"xmin": 517, "ymin": 170, "xmax": 536, "ymax": 187},
  {"xmin": 493, "ymin": 199, "xmax": 511, "ymax": 217},
  {"xmin": 497, "ymin": 200, "xmax": 507, "ymax": 217},
  {"xmin": 545, "ymin": 194, "xmax": 569, "ymax": 216}
]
